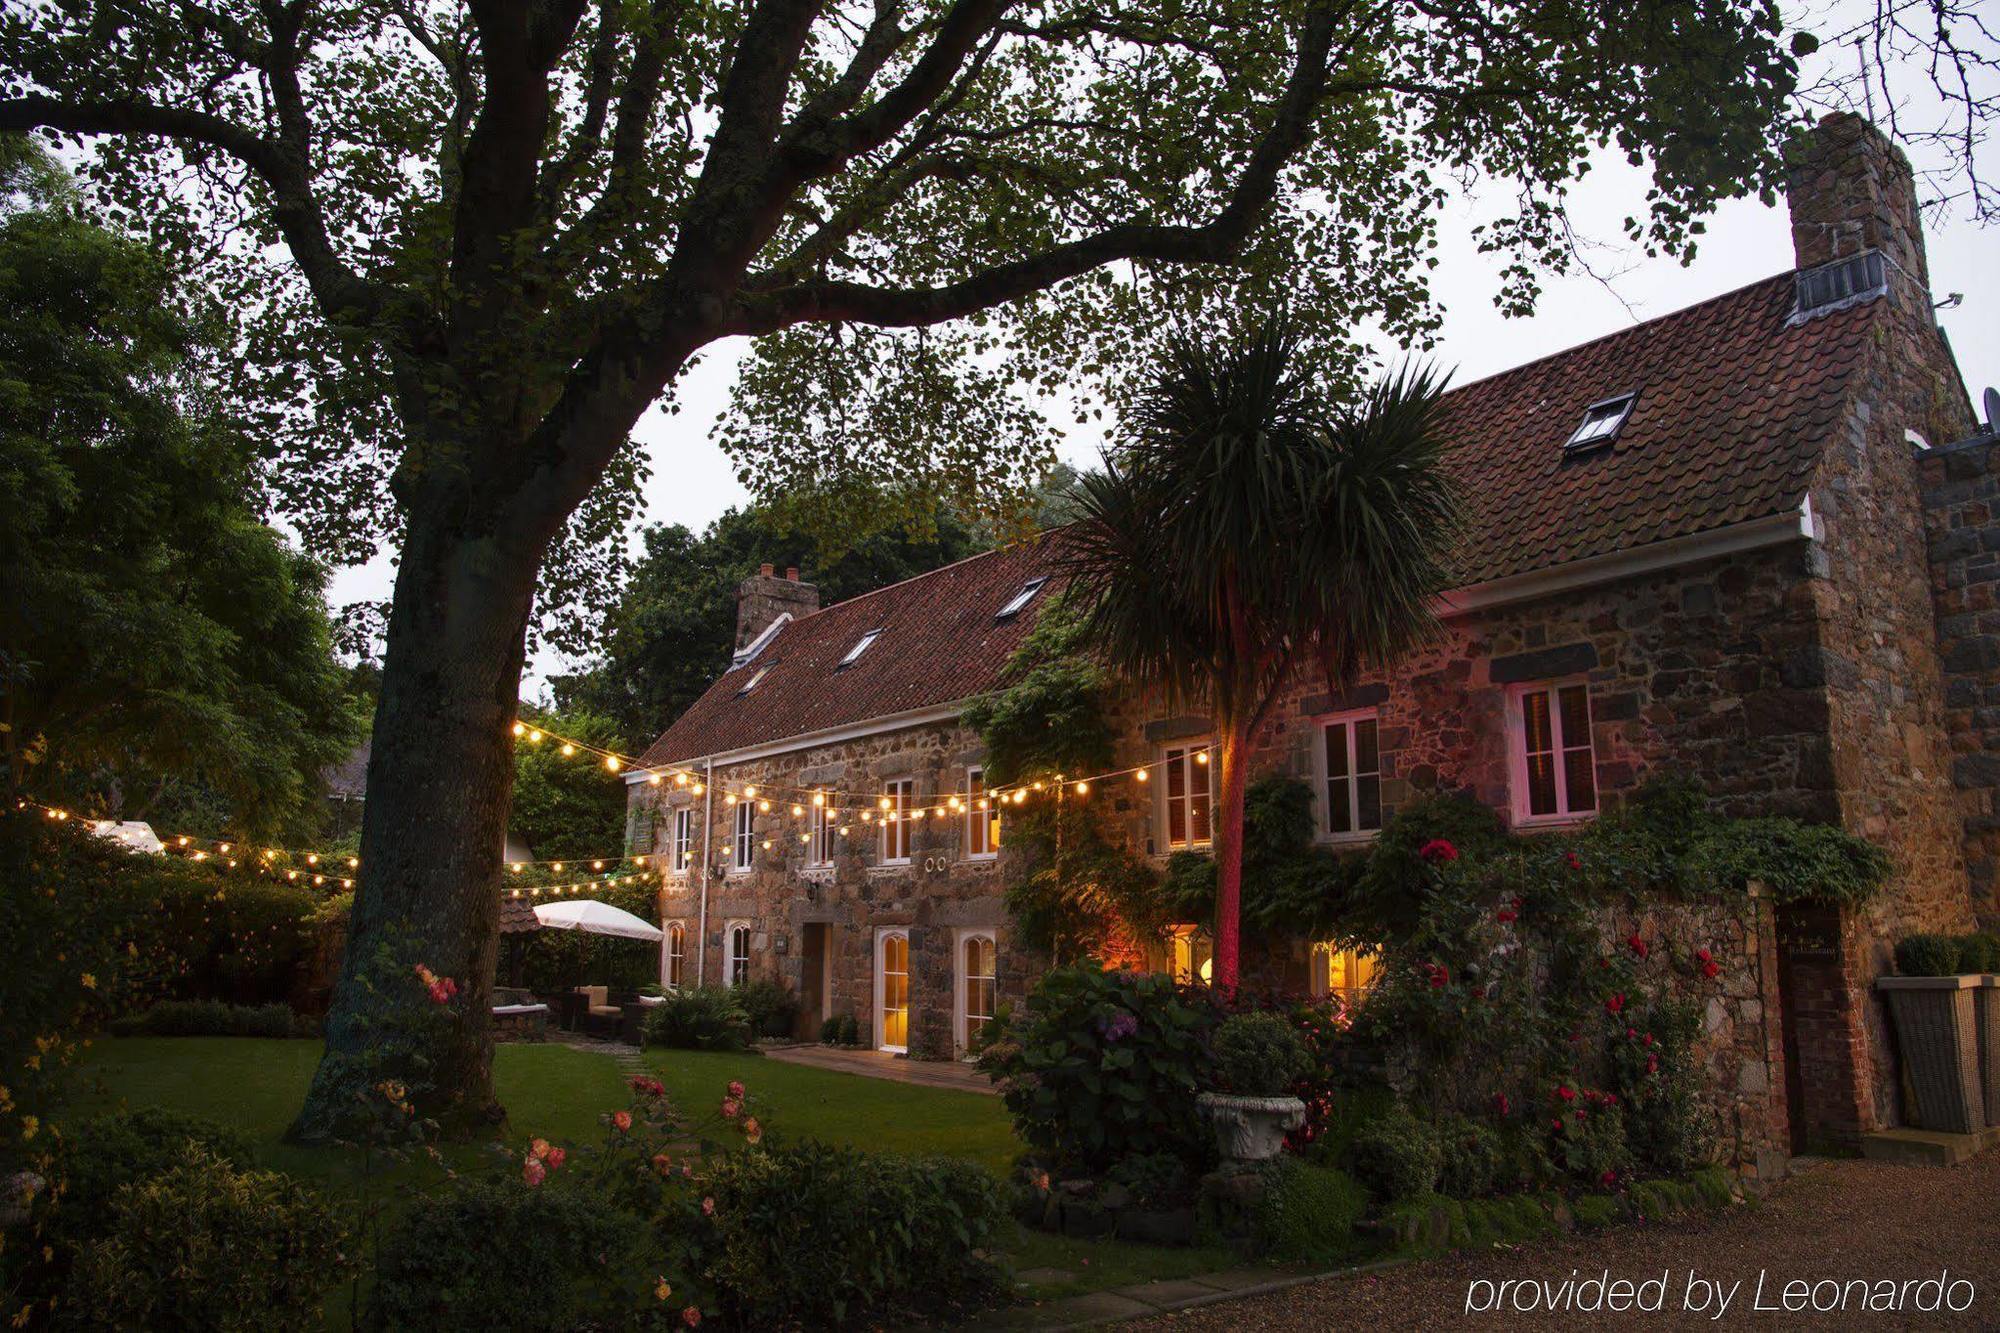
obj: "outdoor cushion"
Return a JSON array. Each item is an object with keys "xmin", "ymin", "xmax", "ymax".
[
  {"xmin": 576, "ymin": 986, "xmax": 608, "ymax": 1007},
  {"xmin": 492, "ymin": 1003, "xmax": 549, "ymax": 1016}
]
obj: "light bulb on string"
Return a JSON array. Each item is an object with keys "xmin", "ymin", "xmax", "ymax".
[
  {"xmin": 560, "ymin": 743, "xmax": 575, "ymax": 756},
  {"xmin": 1135, "ymin": 768, "xmax": 1149, "ymax": 783}
]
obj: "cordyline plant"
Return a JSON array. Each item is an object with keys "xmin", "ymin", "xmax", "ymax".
[
  {"xmin": 1063, "ymin": 322, "xmax": 1461, "ymax": 989},
  {"xmin": 1, "ymin": 0, "xmax": 1808, "ymax": 1133}
]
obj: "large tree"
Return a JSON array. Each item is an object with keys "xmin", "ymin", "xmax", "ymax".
[
  {"xmin": 1, "ymin": 0, "xmax": 1818, "ymax": 1135},
  {"xmin": 0, "ymin": 143, "xmax": 356, "ymax": 840},
  {"xmin": 1065, "ymin": 325, "xmax": 1460, "ymax": 991}
]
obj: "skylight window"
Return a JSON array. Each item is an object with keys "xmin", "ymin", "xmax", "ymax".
[
  {"xmin": 837, "ymin": 628, "xmax": 883, "ymax": 670},
  {"xmin": 734, "ymin": 662, "xmax": 774, "ymax": 697},
  {"xmin": 996, "ymin": 577, "xmax": 1048, "ymax": 620},
  {"xmin": 1564, "ymin": 393, "xmax": 1636, "ymax": 452}
]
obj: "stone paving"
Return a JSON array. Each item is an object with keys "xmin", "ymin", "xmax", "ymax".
[{"xmin": 763, "ymin": 1042, "xmax": 998, "ymax": 1094}]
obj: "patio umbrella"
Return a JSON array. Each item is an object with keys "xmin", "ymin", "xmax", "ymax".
[{"xmin": 531, "ymin": 899, "xmax": 663, "ymax": 942}]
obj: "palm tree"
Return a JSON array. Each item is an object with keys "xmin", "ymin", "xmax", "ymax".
[{"xmin": 1064, "ymin": 321, "xmax": 1461, "ymax": 991}]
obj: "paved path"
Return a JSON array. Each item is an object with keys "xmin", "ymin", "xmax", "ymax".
[
  {"xmin": 763, "ymin": 1043, "xmax": 998, "ymax": 1095},
  {"xmin": 1105, "ymin": 1152, "xmax": 2000, "ymax": 1332}
]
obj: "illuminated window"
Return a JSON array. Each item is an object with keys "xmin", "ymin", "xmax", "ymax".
[
  {"xmin": 808, "ymin": 791, "xmax": 834, "ymax": 867},
  {"xmin": 1159, "ymin": 743, "xmax": 1214, "ymax": 849},
  {"xmin": 725, "ymin": 921, "xmax": 751, "ymax": 987},
  {"xmin": 1321, "ymin": 711, "xmax": 1382, "ymax": 838},
  {"xmin": 837, "ymin": 628, "xmax": 883, "ymax": 669},
  {"xmin": 1309, "ymin": 941, "xmax": 1378, "ymax": 1004},
  {"xmin": 959, "ymin": 931, "xmax": 997, "ymax": 1054},
  {"xmin": 878, "ymin": 930, "xmax": 910, "ymax": 1052},
  {"xmin": 664, "ymin": 922, "xmax": 686, "ymax": 990},
  {"xmin": 881, "ymin": 778, "xmax": 915, "ymax": 864},
  {"xmin": 732, "ymin": 799, "xmax": 755, "ymax": 871},
  {"xmin": 965, "ymin": 767, "xmax": 999, "ymax": 858},
  {"xmin": 1512, "ymin": 680, "xmax": 1597, "ymax": 821},
  {"xmin": 996, "ymin": 577, "xmax": 1047, "ymax": 620},
  {"xmin": 1168, "ymin": 927, "xmax": 1213, "ymax": 986},
  {"xmin": 671, "ymin": 808, "xmax": 694, "ymax": 872}
]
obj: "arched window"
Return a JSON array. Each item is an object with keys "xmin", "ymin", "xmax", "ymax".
[
  {"xmin": 958, "ymin": 932, "xmax": 997, "ymax": 1054},
  {"xmin": 664, "ymin": 922, "xmax": 686, "ymax": 991},
  {"xmin": 725, "ymin": 920, "xmax": 752, "ymax": 987}
]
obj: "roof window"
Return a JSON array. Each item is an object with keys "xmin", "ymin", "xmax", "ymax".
[
  {"xmin": 1791, "ymin": 250, "xmax": 1887, "ymax": 323},
  {"xmin": 1564, "ymin": 392, "xmax": 1636, "ymax": 452},
  {"xmin": 734, "ymin": 662, "xmax": 774, "ymax": 697},
  {"xmin": 837, "ymin": 628, "xmax": 883, "ymax": 670},
  {"xmin": 996, "ymin": 577, "xmax": 1048, "ymax": 620}
]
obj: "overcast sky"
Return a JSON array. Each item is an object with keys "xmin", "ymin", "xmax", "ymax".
[{"xmin": 329, "ymin": 108, "xmax": 2000, "ymax": 701}]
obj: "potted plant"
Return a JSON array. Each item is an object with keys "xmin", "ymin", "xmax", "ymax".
[
  {"xmin": 1878, "ymin": 934, "xmax": 1985, "ymax": 1134},
  {"xmin": 1198, "ymin": 1012, "xmax": 1311, "ymax": 1162}
]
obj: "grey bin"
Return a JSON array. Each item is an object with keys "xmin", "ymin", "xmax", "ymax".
[{"xmin": 1877, "ymin": 975, "xmax": 1985, "ymax": 1134}]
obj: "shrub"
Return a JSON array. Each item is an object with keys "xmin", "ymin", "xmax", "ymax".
[
  {"xmin": 1895, "ymin": 933, "xmax": 1963, "ymax": 977},
  {"xmin": 1252, "ymin": 1158, "xmax": 1370, "ymax": 1265},
  {"xmin": 735, "ymin": 977, "xmax": 800, "ymax": 1038},
  {"xmin": 1547, "ymin": 1097, "xmax": 1634, "ymax": 1188},
  {"xmin": 371, "ymin": 1176, "xmax": 649, "ymax": 1331},
  {"xmin": 982, "ymin": 963, "xmax": 1221, "ymax": 1173},
  {"xmin": 110, "ymin": 998, "xmax": 314, "ymax": 1037},
  {"xmin": 642, "ymin": 985, "xmax": 753, "ymax": 1051},
  {"xmin": 1210, "ymin": 1010, "xmax": 1311, "ymax": 1096},
  {"xmin": 66, "ymin": 1148, "xmax": 351, "ymax": 1332},
  {"xmin": 1106, "ymin": 1151, "xmax": 1193, "ymax": 1208},
  {"xmin": 14, "ymin": 1108, "xmax": 258, "ymax": 1311},
  {"xmin": 1347, "ymin": 1104, "xmax": 1441, "ymax": 1202},
  {"xmin": 820, "ymin": 1014, "xmax": 845, "ymax": 1044},
  {"xmin": 1435, "ymin": 1114, "xmax": 1505, "ymax": 1198},
  {"xmin": 1958, "ymin": 932, "xmax": 2000, "ymax": 973},
  {"xmin": 698, "ymin": 1141, "xmax": 1005, "ymax": 1326}
]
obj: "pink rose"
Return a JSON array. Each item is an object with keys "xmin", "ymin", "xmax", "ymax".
[
  {"xmin": 682, "ymin": 1308, "xmax": 702, "ymax": 1328},
  {"xmin": 720, "ymin": 1097, "xmax": 741, "ymax": 1119},
  {"xmin": 701, "ymin": 1196, "xmax": 715, "ymax": 1216},
  {"xmin": 546, "ymin": 1146, "xmax": 566, "ymax": 1169},
  {"xmin": 523, "ymin": 1157, "xmax": 546, "ymax": 1187},
  {"xmin": 727, "ymin": 1080, "xmax": 746, "ymax": 1099},
  {"xmin": 611, "ymin": 1110, "xmax": 632, "ymax": 1133}
]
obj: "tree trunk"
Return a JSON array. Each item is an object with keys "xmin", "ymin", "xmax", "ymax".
[
  {"xmin": 1211, "ymin": 719, "xmax": 1249, "ymax": 994},
  {"xmin": 289, "ymin": 489, "xmax": 541, "ymax": 1142}
]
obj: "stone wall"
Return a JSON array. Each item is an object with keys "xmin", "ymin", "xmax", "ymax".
[{"xmin": 1920, "ymin": 432, "xmax": 2000, "ymax": 924}]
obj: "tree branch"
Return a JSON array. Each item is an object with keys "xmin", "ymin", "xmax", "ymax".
[
  {"xmin": 733, "ymin": 1, "xmax": 1341, "ymax": 333},
  {"xmin": 0, "ymin": 92, "xmax": 383, "ymax": 327}
]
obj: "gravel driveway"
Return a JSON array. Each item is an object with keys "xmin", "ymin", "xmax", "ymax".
[{"xmin": 1126, "ymin": 1153, "xmax": 2000, "ymax": 1331}]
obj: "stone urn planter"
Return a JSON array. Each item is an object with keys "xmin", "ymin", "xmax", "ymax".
[
  {"xmin": 1196, "ymin": 1091, "xmax": 1306, "ymax": 1163},
  {"xmin": 1877, "ymin": 975, "xmax": 1985, "ymax": 1134}
]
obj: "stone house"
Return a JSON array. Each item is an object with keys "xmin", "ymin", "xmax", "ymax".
[{"xmin": 626, "ymin": 114, "xmax": 1995, "ymax": 1168}]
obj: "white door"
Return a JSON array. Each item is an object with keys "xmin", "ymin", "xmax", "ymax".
[{"xmin": 877, "ymin": 929, "xmax": 910, "ymax": 1053}]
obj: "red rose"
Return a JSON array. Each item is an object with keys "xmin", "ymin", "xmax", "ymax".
[
  {"xmin": 1702, "ymin": 960, "xmax": 1721, "ymax": 979},
  {"xmin": 1418, "ymin": 838, "xmax": 1459, "ymax": 864},
  {"xmin": 1696, "ymin": 947, "xmax": 1712, "ymax": 964},
  {"xmin": 1512, "ymin": 896, "xmax": 1525, "ymax": 911},
  {"xmin": 1600, "ymin": 1168, "xmax": 1618, "ymax": 1188},
  {"xmin": 1605, "ymin": 992, "xmax": 1625, "ymax": 1014},
  {"xmin": 1493, "ymin": 1093, "xmax": 1510, "ymax": 1117},
  {"xmin": 1555, "ymin": 1085, "xmax": 1577, "ymax": 1102},
  {"xmin": 1565, "ymin": 851, "xmax": 1583, "ymax": 871},
  {"xmin": 1627, "ymin": 933, "xmax": 1649, "ymax": 958},
  {"xmin": 1647, "ymin": 1054, "xmax": 1660, "ymax": 1074},
  {"xmin": 1496, "ymin": 908, "xmax": 1518, "ymax": 924},
  {"xmin": 546, "ymin": 1146, "xmax": 566, "ymax": 1169},
  {"xmin": 1642, "ymin": 1032, "xmax": 1654, "ymax": 1047}
]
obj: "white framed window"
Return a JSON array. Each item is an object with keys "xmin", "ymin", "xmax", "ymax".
[
  {"xmin": 663, "ymin": 921, "xmax": 687, "ymax": 990},
  {"xmin": 964, "ymin": 767, "xmax": 999, "ymax": 859},
  {"xmin": 995, "ymin": 577, "xmax": 1047, "ymax": 620},
  {"xmin": 808, "ymin": 791, "xmax": 834, "ymax": 867},
  {"xmin": 671, "ymin": 808, "xmax": 694, "ymax": 873},
  {"xmin": 732, "ymin": 799, "xmax": 755, "ymax": 871},
  {"xmin": 837, "ymin": 628, "xmax": 883, "ymax": 669},
  {"xmin": 1509, "ymin": 679, "xmax": 1598, "ymax": 823},
  {"xmin": 1158, "ymin": 742, "xmax": 1214, "ymax": 849},
  {"xmin": 1318, "ymin": 711, "xmax": 1383, "ymax": 840},
  {"xmin": 881, "ymin": 778, "xmax": 915, "ymax": 864},
  {"xmin": 724, "ymin": 920, "xmax": 752, "ymax": 987},
  {"xmin": 1308, "ymin": 941, "xmax": 1378, "ymax": 1004},
  {"xmin": 955, "ymin": 929, "xmax": 998, "ymax": 1056}
]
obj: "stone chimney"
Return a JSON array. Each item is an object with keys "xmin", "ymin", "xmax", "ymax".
[
  {"xmin": 1785, "ymin": 111, "xmax": 1929, "ymax": 292},
  {"xmin": 734, "ymin": 562, "xmax": 819, "ymax": 654}
]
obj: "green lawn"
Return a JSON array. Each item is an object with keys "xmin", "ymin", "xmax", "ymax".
[
  {"xmin": 641, "ymin": 1048, "xmax": 1022, "ymax": 1177},
  {"xmin": 68, "ymin": 1037, "xmax": 1272, "ymax": 1305}
]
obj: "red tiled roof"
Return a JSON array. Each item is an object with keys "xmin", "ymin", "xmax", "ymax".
[
  {"xmin": 642, "ymin": 270, "xmax": 1879, "ymax": 764},
  {"xmin": 639, "ymin": 534, "xmax": 1072, "ymax": 766},
  {"xmin": 1441, "ymin": 271, "xmax": 1871, "ymax": 581}
]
